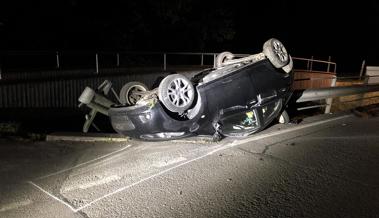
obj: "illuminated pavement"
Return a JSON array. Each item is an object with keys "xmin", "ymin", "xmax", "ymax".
[{"xmin": 0, "ymin": 110, "xmax": 379, "ymax": 217}]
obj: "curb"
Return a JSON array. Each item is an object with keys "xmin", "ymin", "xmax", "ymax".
[
  {"xmin": 45, "ymin": 132, "xmax": 214, "ymax": 143},
  {"xmin": 46, "ymin": 132, "xmax": 129, "ymax": 142}
]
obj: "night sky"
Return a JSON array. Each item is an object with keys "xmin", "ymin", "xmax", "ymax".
[{"xmin": 0, "ymin": 0, "xmax": 378, "ymax": 75}]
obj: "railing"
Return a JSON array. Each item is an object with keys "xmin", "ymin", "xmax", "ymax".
[
  {"xmin": 293, "ymin": 74, "xmax": 379, "ymax": 114},
  {"xmin": 0, "ymin": 51, "xmax": 336, "ymax": 81},
  {"xmin": 292, "ymin": 56, "xmax": 336, "ymax": 74},
  {"xmin": 0, "ymin": 51, "xmax": 218, "ymax": 74},
  {"xmin": 294, "ymin": 83, "xmax": 379, "ymax": 114}
]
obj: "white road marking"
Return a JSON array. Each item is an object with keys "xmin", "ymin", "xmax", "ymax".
[
  {"xmin": 35, "ymin": 144, "xmax": 132, "ymax": 180},
  {"xmin": 153, "ymin": 156, "xmax": 188, "ymax": 168},
  {"xmin": 62, "ymin": 175, "xmax": 121, "ymax": 192},
  {"xmin": 27, "ymin": 181, "xmax": 77, "ymax": 212},
  {"xmin": 30, "ymin": 114, "xmax": 351, "ymax": 213},
  {"xmin": 0, "ymin": 199, "xmax": 33, "ymax": 212}
]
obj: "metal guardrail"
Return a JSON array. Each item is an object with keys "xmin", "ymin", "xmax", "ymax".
[
  {"xmin": 293, "ymin": 80, "xmax": 379, "ymax": 114},
  {"xmin": 296, "ymin": 84, "xmax": 379, "ymax": 103}
]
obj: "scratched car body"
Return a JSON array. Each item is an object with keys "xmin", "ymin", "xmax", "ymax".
[{"xmin": 108, "ymin": 38, "xmax": 294, "ymax": 141}]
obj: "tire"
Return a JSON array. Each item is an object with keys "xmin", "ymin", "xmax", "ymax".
[
  {"xmin": 119, "ymin": 81, "xmax": 148, "ymax": 105},
  {"xmin": 263, "ymin": 38, "xmax": 289, "ymax": 68},
  {"xmin": 282, "ymin": 55, "xmax": 293, "ymax": 73},
  {"xmin": 158, "ymin": 74, "xmax": 195, "ymax": 113},
  {"xmin": 78, "ymin": 87, "xmax": 95, "ymax": 104},
  {"xmin": 215, "ymin": 51, "xmax": 234, "ymax": 68},
  {"xmin": 278, "ymin": 110, "xmax": 290, "ymax": 124}
]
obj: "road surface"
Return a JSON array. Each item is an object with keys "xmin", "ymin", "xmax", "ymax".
[{"xmin": 0, "ymin": 108, "xmax": 378, "ymax": 217}]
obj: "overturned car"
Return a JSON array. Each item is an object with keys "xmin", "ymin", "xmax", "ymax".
[{"xmin": 79, "ymin": 38, "xmax": 294, "ymax": 141}]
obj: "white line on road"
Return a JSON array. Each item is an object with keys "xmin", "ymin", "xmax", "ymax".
[
  {"xmin": 72, "ymin": 114, "xmax": 351, "ymax": 212},
  {"xmin": 0, "ymin": 199, "xmax": 33, "ymax": 212},
  {"xmin": 27, "ymin": 181, "xmax": 77, "ymax": 212},
  {"xmin": 35, "ymin": 144, "xmax": 132, "ymax": 180}
]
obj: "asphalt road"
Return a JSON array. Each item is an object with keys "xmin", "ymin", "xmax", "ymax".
[{"xmin": 0, "ymin": 109, "xmax": 379, "ymax": 218}]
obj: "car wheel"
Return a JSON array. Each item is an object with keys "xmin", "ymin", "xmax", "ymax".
[
  {"xmin": 282, "ymin": 55, "xmax": 293, "ymax": 73},
  {"xmin": 119, "ymin": 81, "xmax": 148, "ymax": 105},
  {"xmin": 215, "ymin": 51, "xmax": 234, "ymax": 68},
  {"xmin": 278, "ymin": 110, "xmax": 290, "ymax": 124},
  {"xmin": 158, "ymin": 74, "xmax": 195, "ymax": 113},
  {"xmin": 263, "ymin": 38, "xmax": 289, "ymax": 68}
]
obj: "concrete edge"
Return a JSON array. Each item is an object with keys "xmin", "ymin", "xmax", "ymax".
[
  {"xmin": 45, "ymin": 132, "xmax": 214, "ymax": 143},
  {"xmin": 46, "ymin": 133, "xmax": 130, "ymax": 142}
]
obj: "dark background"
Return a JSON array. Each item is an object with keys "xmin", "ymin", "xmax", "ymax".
[{"xmin": 0, "ymin": 0, "xmax": 378, "ymax": 75}]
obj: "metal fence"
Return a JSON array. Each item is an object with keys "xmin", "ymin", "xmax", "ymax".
[
  {"xmin": 0, "ymin": 51, "xmax": 336, "ymax": 81},
  {"xmin": 2, "ymin": 50, "xmax": 378, "ymax": 112},
  {"xmin": 0, "ymin": 72, "xmax": 169, "ymax": 108}
]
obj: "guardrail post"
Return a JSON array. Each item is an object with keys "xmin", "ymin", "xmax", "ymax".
[
  {"xmin": 364, "ymin": 71, "xmax": 369, "ymax": 85},
  {"xmin": 116, "ymin": 53, "xmax": 120, "ymax": 67},
  {"xmin": 201, "ymin": 54, "xmax": 204, "ymax": 66},
  {"xmin": 213, "ymin": 54, "xmax": 216, "ymax": 68},
  {"xmin": 359, "ymin": 60, "xmax": 366, "ymax": 80},
  {"xmin": 327, "ymin": 56, "xmax": 331, "ymax": 72},
  {"xmin": 163, "ymin": 53, "xmax": 167, "ymax": 71},
  {"xmin": 95, "ymin": 53, "xmax": 99, "ymax": 74},
  {"xmin": 310, "ymin": 56, "xmax": 314, "ymax": 71},
  {"xmin": 324, "ymin": 76, "xmax": 337, "ymax": 114},
  {"xmin": 56, "ymin": 51, "xmax": 60, "ymax": 69}
]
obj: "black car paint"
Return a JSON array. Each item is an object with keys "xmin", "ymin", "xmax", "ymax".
[{"xmin": 109, "ymin": 59, "xmax": 293, "ymax": 140}]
